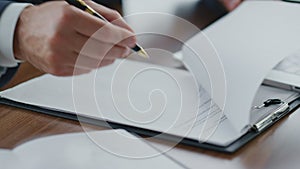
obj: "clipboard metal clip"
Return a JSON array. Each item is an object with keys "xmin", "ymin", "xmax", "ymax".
[{"xmin": 252, "ymin": 100, "xmax": 290, "ymax": 132}]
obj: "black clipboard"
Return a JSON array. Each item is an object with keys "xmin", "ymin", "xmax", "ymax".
[{"xmin": 1, "ymin": 96, "xmax": 299, "ymax": 153}]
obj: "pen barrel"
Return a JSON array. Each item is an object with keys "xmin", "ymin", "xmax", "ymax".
[{"xmin": 65, "ymin": 0, "xmax": 86, "ymax": 10}]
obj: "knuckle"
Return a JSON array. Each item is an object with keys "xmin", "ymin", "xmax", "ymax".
[
  {"xmin": 120, "ymin": 29, "xmax": 134, "ymax": 41},
  {"xmin": 125, "ymin": 30, "xmax": 135, "ymax": 38},
  {"xmin": 100, "ymin": 26, "xmax": 114, "ymax": 41},
  {"xmin": 60, "ymin": 5, "xmax": 74, "ymax": 25},
  {"xmin": 110, "ymin": 10, "xmax": 121, "ymax": 19}
]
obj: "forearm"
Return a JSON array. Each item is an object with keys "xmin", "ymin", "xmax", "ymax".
[{"xmin": 0, "ymin": 0, "xmax": 31, "ymax": 86}]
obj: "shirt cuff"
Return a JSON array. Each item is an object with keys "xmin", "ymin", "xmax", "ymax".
[
  {"xmin": 0, "ymin": 3, "xmax": 31, "ymax": 67},
  {"xmin": 0, "ymin": 67, "xmax": 7, "ymax": 78}
]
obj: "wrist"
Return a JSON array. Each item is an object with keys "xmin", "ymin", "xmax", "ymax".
[{"xmin": 13, "ymin": 5, "xmax": 33, "ymax": 61}]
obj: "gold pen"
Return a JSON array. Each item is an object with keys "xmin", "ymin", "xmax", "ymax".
[{"xmin": 65, "ymin": 0, "xmax": 149, "ymax": 58}]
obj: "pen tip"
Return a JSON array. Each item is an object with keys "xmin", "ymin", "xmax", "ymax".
[{"xmin": 138, "ymin": 48, "xmax": 149, "ymax": 58}]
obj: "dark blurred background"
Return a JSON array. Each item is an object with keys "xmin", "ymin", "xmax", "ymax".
[{"xmin": 94, "ymin": 0, "xmax": 228, "ymax": 29}]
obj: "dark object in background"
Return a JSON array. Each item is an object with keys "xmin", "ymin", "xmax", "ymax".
[
  {"xmin": 15, "ymin": 0, "xmax": 123, "ymax": 13},
  {"xmin": 282, "ymin": 0, "xmax": 300, "ymax": 3},
  {"xmin": 95, "ymin": 0, "xmax": 227, "ymax": 16},
  {"xmin": 93, "ymin": 0, "xmax": 122, "ymax": 13}
]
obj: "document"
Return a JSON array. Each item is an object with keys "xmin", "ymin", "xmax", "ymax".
[
  {"xmin": 276, "ymin": 52, "xmax": 300, "ymax": 76},
  {"xmin": 0, "ymin": 59, "xmax": 298, "ymax": 146},
  {"xmin": 0, "ymin": 130, "xmax": 184, "ymax": 169},
  {"xmin": 181, "ymin": 1, "xmax": 300, "ymax": 132}
]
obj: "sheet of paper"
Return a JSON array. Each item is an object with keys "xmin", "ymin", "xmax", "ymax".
[
  {"xmin": 0, "ymin": 59, "xmax": 238, "ymax": 145},
  {"xmin": 1, "ymin": 59, "xmax": 297, "ymax": 146},
  {"xmin": 0, "ymin": 150, "xmax": 21, "ymax": 169},
  {"xmin": 182, "ymin": 1, "xmax": 300, "ymax": 132},
  {"xmin": 0, "ymin": 130, "xmax": 184, "ymax": 169},
  {"xmin": 275, "ymin": 51, "xmax": 300, "ymax": 76}
]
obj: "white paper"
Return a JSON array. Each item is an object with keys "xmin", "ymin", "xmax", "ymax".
[
  {"xmin": 182, "ymin": 1, "xmax": 300, "ymax": 132},
  {"xmin": 0, "ymin": 59, "xmax": 240, "ymax": 145},
  {"xmin": 0, "ymin": 130, "xmax": 183, "ymax": 169},
  {"xmin": 148, "ymin": 105, "xmax": 300, "ymax": 169},
  {"xmin": 1, "ymin": 59, "xmax": 297, "ymax": 146},
  {"xmin": 276, "ymin": 51, "xmax": 300, "ymax": 76},
  {"xmin": 0, "ymin": 150, "xmax": 21, "ymax": 169}
]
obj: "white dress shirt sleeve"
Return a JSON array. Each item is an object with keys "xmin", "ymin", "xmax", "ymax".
[{"xmin": 0, "ymin": 3, "xmax": 31, "ymax": 67}]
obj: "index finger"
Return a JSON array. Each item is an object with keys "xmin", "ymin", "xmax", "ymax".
[{"xmin": 68, "ymin": 6, "xmax": 136, "ymax": 47}]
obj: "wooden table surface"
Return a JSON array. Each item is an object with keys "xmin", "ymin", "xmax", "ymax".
[{"xmin": 1, "ymin": 0, "xmax": 300, "ymax": 169}]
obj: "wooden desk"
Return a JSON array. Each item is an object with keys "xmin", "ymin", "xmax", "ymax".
[{"xmin": 1, "ymin": 1, "xmax": 300, "ymax": 169}]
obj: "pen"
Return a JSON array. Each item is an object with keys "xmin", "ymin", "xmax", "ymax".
[{"xmin": 65, "ymin": 0, "xmax": 149, "ymax": 58}]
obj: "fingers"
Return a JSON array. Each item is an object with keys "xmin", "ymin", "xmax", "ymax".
[
  {"xmin": 69, "ymin": 5, "xmax": 136, "ymax": 48},
  {"xmin": 45, "ymin": 52, "xmax": 116, "ymax": 76},
  {"xmin": 219, "ymin": 0, "xmax": 242, "ymax": 11},
  {"xmin": 17, "ymin": 1, "xmax": 135, "ymax": 77},
  {"xmin": 57, "ymin": 44, "xmax": 129, "ymax": 70},
  {"xmin": 80, "ymin": 40, "xmax": 131, "ymax": 60},
  {"xmin": 73, "ymin": 59, "xmax": 115, "ymax": 70},
  {"xmin": 58, "ymin": 61, "xmax": 115, "ymax": 76},
  {"xmin": 65, "ymin": 48, "xmax": 127, "ymax": 70},
  {"xmin": 68, "ymin": 32, "xmax": 131, "ymax": 59},
  {"xmin": 55, "ymin": 67, "xmax": 92, "ymax": 76},
  {"xmin": 69, "ymin": 31, "xmax": 132, "ymax": 58}
]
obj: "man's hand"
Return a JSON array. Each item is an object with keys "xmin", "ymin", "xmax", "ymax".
[
  {"xmin": 13, "ymin": 1, "xmax": 136, "ymax": 76},
  {"xmin": 219, "ymin": 0, "xmax": 242, "ymax": 11}
]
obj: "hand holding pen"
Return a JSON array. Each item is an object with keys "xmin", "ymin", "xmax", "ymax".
[
  {"xmin": 66, "ymin": 0, "xmax": 148, "ymax": 58},
  {"xmin": 14, "ymin": 1, "xmax": 144, "ymax": 76}
]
